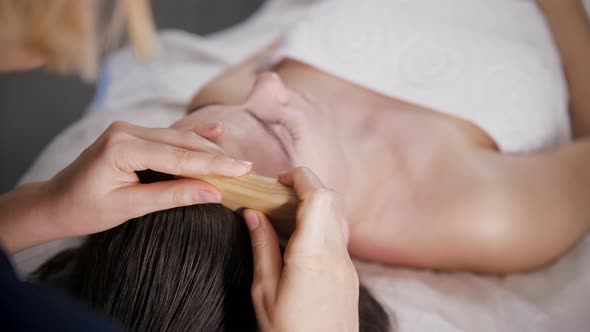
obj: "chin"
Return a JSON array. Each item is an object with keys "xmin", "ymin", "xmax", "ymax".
[{"xmin": 249, "ymin": 154, "xmax": 292, "ymax": 178}]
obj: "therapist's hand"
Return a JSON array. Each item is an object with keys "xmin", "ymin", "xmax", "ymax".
[
  {"xmin": 243, "ymin": 167, "xmax": 359, "ymax": 332},
  {"xmin": 0, "ymin": 121, "xmax": 252, "ymax": 254}
]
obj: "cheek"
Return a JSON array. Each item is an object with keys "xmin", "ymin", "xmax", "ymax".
[{"xmin": 217, "ymin": 126, "xmax": 289, "ymax": 177}]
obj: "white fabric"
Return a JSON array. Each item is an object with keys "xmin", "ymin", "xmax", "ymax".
[
  {"xmin": 12, "ymin": 0, "xmax": 590, "ymax": 331},
  {"xmin": 272, "ymin": 0, "xmax": 571, "ymax": 153}
]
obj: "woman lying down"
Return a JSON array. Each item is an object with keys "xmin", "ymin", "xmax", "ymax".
[{"xmin": 32, "ymin": 0, "xmax": 590, "ymax": 330}]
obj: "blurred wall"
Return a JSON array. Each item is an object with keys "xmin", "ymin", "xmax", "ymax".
[{"xmin": 0, "ymin": 0, "xmax": 264, "ymax": 193}]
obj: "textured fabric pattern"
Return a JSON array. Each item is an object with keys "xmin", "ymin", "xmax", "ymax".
[{"xmin": 273, "ymin": 0, "xmax": 572, "ymax": 153}]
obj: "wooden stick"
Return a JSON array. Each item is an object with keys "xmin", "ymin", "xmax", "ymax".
[{"xmin": 189, "ymin": 174, "xmax": 299, "ymax": 232}]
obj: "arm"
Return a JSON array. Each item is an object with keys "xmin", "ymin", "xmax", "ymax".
[
  {"xmin": 346, "ymin": 140, "xmax": 590, "ymax": 274},
  {"xmin": 538, "ymin": 0, "xmax": 590, "ymax": 138},
  {"xmin": 466, "ymin": 141, "xmax": 590, "ymax": 273},
  {"xmin": 0, "ymin": 246, "xmax": 124, "ymax": 332},
  {"xmin": 0, "ymin": 122, "xmax": 252, "ymax": 255},
  {"xmin": 0, "ymin": 182, "xmax": 59, "ymax": 254}
]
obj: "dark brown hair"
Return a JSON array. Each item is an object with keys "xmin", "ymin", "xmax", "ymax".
[{"xmin": 32, "ymin": 171, "xmax": 392, "ymax": 332}]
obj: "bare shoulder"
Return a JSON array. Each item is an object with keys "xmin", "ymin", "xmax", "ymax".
[
  {"xmin": 350, "ymin": 139, "xmax": 590, "ymax": 273},
  {"xmin": 453, "ymin": 143, "xmax": 590, "ymax": 272}
]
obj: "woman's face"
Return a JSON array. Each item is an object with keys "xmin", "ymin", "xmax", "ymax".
[
  {"xmin": 171, "ymin": 73, "xmax": 296, "ymax": 177},
  {"xmin": 172, "ymin": 73, "xmax": 349, "ymax": 193},
  {"xmin": 172, "ymin": 103, "xmax": 292, "ymax": 177}
]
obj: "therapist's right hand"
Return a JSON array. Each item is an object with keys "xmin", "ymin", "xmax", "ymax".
[
  {"xmin": 48, "ymin": 120, "xmax": 253, "ymax": 236},
  {"xmin": 0, "ymin": 121, "xmax": 252, "ymax": 254},
  {"xmin": 243, "ymin": 167, "xmax": 359, "ymax": 332}
]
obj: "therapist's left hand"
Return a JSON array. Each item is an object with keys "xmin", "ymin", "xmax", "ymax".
[
  {"xmin": 244, "ymin": 167, "xmax": 359, "ymax": 332},
  {"xmin": 0, "ymin": 121, "xmax": 252, "ymax": 253}
]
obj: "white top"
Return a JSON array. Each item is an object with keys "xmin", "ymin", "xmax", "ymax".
[{"xmin": 271, "ymin": 0, "xmax": 571, "ymax": 153}]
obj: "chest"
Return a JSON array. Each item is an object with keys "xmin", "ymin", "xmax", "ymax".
[{"xmin": 342, "ymin": 104, "xmax": 495, "ymax": 229}]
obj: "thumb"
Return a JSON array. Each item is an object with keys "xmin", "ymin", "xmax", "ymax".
[
  {"xmin": 115, "ymin": 178, "xmax": 222, "ymax": 219},
  {"xmin": 243, "ymin": 209, "xmax": 282, "ymax": 314}
]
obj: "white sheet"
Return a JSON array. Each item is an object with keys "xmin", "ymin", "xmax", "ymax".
[{"xmin": 12, "ymin": 1, "xmax": 590, "ymax": 331}]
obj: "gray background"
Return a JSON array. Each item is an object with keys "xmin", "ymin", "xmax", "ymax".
[{"xmin": 0, "ymin": 0, "xmax": 264, "ymax": 193}]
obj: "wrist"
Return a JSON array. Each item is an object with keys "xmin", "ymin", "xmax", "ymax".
[{"xmin": 0, "ymin": 181, "xmax": 61, "ymax": 254}]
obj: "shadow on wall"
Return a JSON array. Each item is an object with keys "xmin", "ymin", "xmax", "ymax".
[{"xmin": 0, "ymin": 0, "xmax": 265, "ymax": 193}]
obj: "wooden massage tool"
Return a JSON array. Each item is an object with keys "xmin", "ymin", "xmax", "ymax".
[{"xmin": 188, "ymin": 173, "xmax": 300, "ymax": 235}]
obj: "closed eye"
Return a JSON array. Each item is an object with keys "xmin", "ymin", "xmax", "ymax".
[{"xmin": 246, "ymin": 108, "xmax": 291, "ymax": 159}]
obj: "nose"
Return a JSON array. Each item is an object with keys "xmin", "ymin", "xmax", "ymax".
[{"xmin": 245, "ymin": 72, "xmax": 289, "ymax": 112}]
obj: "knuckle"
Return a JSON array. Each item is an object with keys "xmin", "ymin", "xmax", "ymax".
[
  {"xmin": 171, "ymin": 188, "xmax": 192, "ymax": 206},
  {"xmin": 166, "ymin": 145, "xmax": 192, "ymax": 173},
  {"xmin": 307, "ymin": 188, "xmax": 335, "ymax": 205},
  {"xmin": 250, "ymin": 281, "xmax": 266, "ymax": 300},
  {"xmin": 107, "ymin": 120, "xmax": 132, "ymax": 133},
  {"xmin": 101, "ymin": 137, "xmax": 130, "ymax": 165},
  {"xmin": 102, "ymin": 125, "xmax": 133, "ymax": 150},
  {"xmin": 206, "ymin": 153, "xmax": 228, "ymax": 173}
]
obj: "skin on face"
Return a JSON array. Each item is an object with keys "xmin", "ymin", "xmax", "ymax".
[
  {"xmin": 177, "ymin": 73, "xmax": 352, "ymax": 211},
  {"xmin": 171, "ymin": 103, "xmax": 292, "ymax": 177},
  {"xmin": 171, "ymin": 75, "xmax": 308, "ymax": 178}
]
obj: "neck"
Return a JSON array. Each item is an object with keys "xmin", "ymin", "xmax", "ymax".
[
  {"xmin": 277, "ymin": 61, "xmax": 389, "ymax": 224},
  {"xmin": 339, "ymin": 135, "xmax": 397, "ymax": 227}
]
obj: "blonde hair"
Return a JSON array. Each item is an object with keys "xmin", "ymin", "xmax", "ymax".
[{"xmin": 0, "ymin": 0, "xmax": 156, "ymax": 81}]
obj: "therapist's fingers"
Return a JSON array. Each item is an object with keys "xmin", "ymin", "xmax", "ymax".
[
  {"xmin": 113, "ymin": 138, "xmax": 252, "ymax": 177},
  {"xmin": 277, "ymin": 167, "xmax": 326, "ymax": 199},
  {"xmin": 244, "ymin": 209, "xmax": 282, "ymax": 316},
  {"xmin": 107, "ymin": 121, "xmax": 227, "ymax": 155},
  {"xmin": 278, "ymin": 167, "xmax": 347, "ymax": 248},
  {"xmin": 114, "ymin": 178, "xmax": 221, "ymax": 219}
]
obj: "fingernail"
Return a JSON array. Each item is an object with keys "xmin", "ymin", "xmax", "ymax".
[
  {"xmin": 198, "ymin": 191, "xmax": 221, "ymax": 203},
  {"xmin": 244, "ymin": 210, "xmax": 260, "ymax": 231},
  {"xmin": 218, "ymin": 159, "xmax": 253, "ymax": 176}
]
